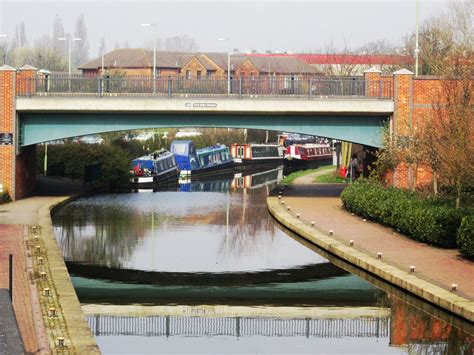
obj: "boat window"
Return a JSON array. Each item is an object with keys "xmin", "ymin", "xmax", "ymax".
[{"xmin": 172, "ymin": 144, "xmax": 187, "ymax": 155}]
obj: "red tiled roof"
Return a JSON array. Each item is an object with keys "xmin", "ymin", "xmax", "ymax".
[{"xmin": 249, "ymin": 53, "xmax": 415, "ymax": 66}]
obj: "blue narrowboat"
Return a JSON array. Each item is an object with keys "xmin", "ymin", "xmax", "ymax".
[
  {"xmin": 170, "ymin": 140, "xmax": 234, "ymax": 178},
  {"xmin": 130, "ymin": 149, "xmax": 179, "ymax": 187}
]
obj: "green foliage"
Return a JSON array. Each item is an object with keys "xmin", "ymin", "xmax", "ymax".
[
  {"xmin": 341, "ymin": 179, "xmax": 469, "ymax": 248},
  {"xmin": 0, "ymin": 190, "xmax": 11, "ymax": 204},
  {"xmin": 314, "ymin": 170, "xmax": 346, "ymax": 183},
  {"xmin": 37, "ymin": 143, "xmax": 131, "ymax": 191},
  {"xmin": 282, "ymin": 166, "xmax": 335, "ymax": 185},
  {"xmin": 457, "ymin": 215, "xmax": 474, "ymax": 259}
]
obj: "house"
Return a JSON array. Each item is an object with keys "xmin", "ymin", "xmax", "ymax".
[
  {"xmin": 248, "ymin": 53, "xmax": 414, "ymax": 76},
  {"xmin": 78, "ymin": 48, "xmax": 193, "ymax": 77},
  {"xmin": 234, "ymin": 56, "xmax": 318, "ymax": 79}
]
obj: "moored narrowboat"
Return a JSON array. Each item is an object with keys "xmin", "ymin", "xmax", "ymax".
[
  {"xmin": 230, "ymin": 143, "xmax": 284, "ymax": 166},
  {"xmin": 130, "ymin": 149, "xmax": 179, "ymax": 187},
  {"xmin": 170, "ymin": 140, "xmax": 234, "ymax": 179}
]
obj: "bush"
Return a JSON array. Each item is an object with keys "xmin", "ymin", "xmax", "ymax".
[
  {"xmin": 341, "ymin": 180, "xmax": 468, "ymax": 248},
  {"xmin": 457, "ymin": 215, "xmax": 474, "ymax": 259},
  {"xmin": 37, "ymin": 143, "xmax": 131, "ymax": 191},
  {"xmin": 0, "ymin": 191, "xmax": 11, "ymax": 204}
]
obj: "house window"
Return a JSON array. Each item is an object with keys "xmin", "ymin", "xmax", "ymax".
[
  {"xmin": 197, "ymin": 70, "xmax": 202, "ymax": 80},
  {"xmin": 186, "ymin": 70, "xmax": 191, "ymax": 79},
  {"xmin": 250, "ymin": 72, "xmax": 256, "ymax": 80},
  {"xmin": 156, "ymin": 69, "xmax": 161, "ymax": 78}
]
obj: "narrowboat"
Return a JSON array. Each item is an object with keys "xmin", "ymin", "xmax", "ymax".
[
  {"xmin": 170, "ymin": 140, "xmax": 234, "ymax": 178},
  {"xmin": 284, "ymin": 143, "xmax": 332, "ymax": 162},
  {"xmin": 230, "ymin": 143, "xmax": 284, "ymax": 167},
  {"xmin": 130, "ymin": 149, "xmax": 179, "ymax": 187}
]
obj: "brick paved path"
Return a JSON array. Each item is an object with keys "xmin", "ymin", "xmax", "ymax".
[
  {"xmin": 0, "ymin": 288, "xmax": 25, "ymax": 354},
  {"xmin": 280, "ymin": 176, "xmax": 474, "ymax": 301},
  {"xmin": 0, "ymin": 224, "xmax": 40, "ymax": 353}
]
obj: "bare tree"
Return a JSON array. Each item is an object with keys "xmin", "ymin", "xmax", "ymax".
[
  {"xmin": 73, "ymin": 14, "xmax": 89, "ymax": 67},
  {"xmin": 163, "ymin": 35, "xmax": 198, "ymax": 52},
  {"xmin": 52, "ymin": 15, "xmax": 66, "ymax": 56}
]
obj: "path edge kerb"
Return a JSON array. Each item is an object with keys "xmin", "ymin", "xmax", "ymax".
[
  {"xmin": 266, "ymin": 196, "xmax": 474, "ymax": 323},
  {"xmin": 38, "ymin": 195, "xmax": 101, "ymax": 354}
]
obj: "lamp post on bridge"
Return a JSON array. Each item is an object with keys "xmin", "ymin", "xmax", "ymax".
[
  {"xmin": 58, "ymin": 34, "xmax": 82, "ymax": 76},
  {"xmin": 217, "ymin": 38, "xmax": 233, "ymax": 95},
  {"xmin": 58, "ymin": 34, "xmax": 81, "ymax": 92},
  {"xmin": 142, "ymin": 23, "xmax": 157, "ymax": 93}
]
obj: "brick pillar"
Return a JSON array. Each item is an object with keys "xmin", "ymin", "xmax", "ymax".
[
  {"xmin": 392, "ymin": 68, "xmax": 414, "ymax": 189},
  {"xmin": 364, "ymin": 67, "xmax": 381, "ymax": 97},
  {"xmin": 0, "ymin": 65, "xmax": 17, "ymax": 200},
  {"xmin": 17, "ymin": 65, "xmax": 37, "ymax": 97}
]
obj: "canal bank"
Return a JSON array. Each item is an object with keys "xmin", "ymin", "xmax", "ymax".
[
  {"xmin": 0, "ymin": 176, "xmax": 100, "ymax": 353},
  {"xmin": 266, "ymin": 180, "xmax": 474, "ymax": 323}
]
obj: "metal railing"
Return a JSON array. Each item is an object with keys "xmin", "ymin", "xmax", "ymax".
[
  {"xmin": 16, "ymin": 75, "xmax": 393, "ymax": 99},
  {"xmin": 86, "ymin": 315, "xmax": 390, "ymax": 338}
]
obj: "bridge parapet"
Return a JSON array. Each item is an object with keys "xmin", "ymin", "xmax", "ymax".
[{"xmin": 16, "ymin": 75, "xmax": 393, "ymax": 100}]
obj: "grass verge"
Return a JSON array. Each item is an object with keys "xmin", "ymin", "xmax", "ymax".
[
  {"xmin": 314, "ymin": 171, "xmax": 346, "ymax": 183},
  {"xmin": 282, "ymin": 165, "xmax": 335, "ymax": 184}
]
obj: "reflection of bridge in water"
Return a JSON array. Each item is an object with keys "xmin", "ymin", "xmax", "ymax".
[{"xmin": 86, "ymin": 314, "xmax": 390, "ymax": 339}]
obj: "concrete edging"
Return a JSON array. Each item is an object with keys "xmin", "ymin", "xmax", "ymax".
[
  {"xmin": 266, "ymin": 196, "xmax": 474, "ymax": 323},
  {"xmin": 37, "ymin": 195, "xmax": 100, "ymax": 354}
]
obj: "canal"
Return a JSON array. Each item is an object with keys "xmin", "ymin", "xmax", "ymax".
[{"xmin": 52, "ymin": 167, "xmax": 473, "ymax": 354}]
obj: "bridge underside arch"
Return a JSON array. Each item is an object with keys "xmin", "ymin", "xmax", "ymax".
[{"xmin": 20, "ymin": 112, "xmax": 388, "ymax": 147}]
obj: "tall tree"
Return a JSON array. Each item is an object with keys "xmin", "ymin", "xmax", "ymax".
[
  {"xmin": 72, "ymin": 13, "xmax": 89, "ymax": 67},
  {"xmin": 52, "ymin": 15, "xmax": 66, "ymax": 55}
]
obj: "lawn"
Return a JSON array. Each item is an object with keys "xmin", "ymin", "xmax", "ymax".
[
  {"xmin": 281, "ymin": 165, "xmax": 335, "ymax": 184},
  {"xmin": 314, "ymin": 171, "xmax": 347, "ymax": 183}
]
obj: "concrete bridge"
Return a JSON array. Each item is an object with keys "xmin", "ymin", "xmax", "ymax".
[{"xmin": 1, "ymin": 65, "xmax": 429, "ymax": 199}]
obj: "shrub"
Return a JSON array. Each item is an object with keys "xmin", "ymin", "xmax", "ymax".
[
  {"xmin": 341, "ymin": 180, "xmax": 468, "ymax": 248},
  {"xmin": 457, "ymin": 215, "xmax": 474, "ymax": 259},
  {"xmin": 37, "ymin": 143, "xmax": 131, "ymax": 191},
  {"xmin": 0, "ymin": 191, "xmax": 11, "ymax": 204}
]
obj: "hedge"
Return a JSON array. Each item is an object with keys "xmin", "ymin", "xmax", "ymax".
[
  {"xmin": 37, "ymin": 143, "xmax": 131, "ymax": 191},
  {"xmin": 341, "ymin": 180, "xmax": 467, "ymax": 248},
  {"xmin": 0, "ymin": 191, "xmax": 11, "ymax": 204},
  {"xmin": 457, "ymin": 215, "xmax": 474, "ymax": 259}
]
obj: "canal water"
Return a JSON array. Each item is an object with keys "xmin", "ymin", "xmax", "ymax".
[{"xmin": 52, "ymin": 167, "xmax": 473, "ymax": 354}]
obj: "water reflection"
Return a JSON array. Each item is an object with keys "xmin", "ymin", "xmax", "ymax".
[
  {"xmin": 52, "ymin": 166, "xmax": 473, "ymax": 354},
  {"xmin": 53, "ymin": 167, "xmax": 325, "ymax": 273}
]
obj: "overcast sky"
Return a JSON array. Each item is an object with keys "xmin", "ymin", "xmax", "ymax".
[{"xmin": 1, "ymin": 0, "xmax": 447, "ymax": 58}]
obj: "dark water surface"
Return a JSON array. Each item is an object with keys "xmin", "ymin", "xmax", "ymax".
[{"xmin": 52, "ymin": 168, "xmax": 473, "ymax": 354}]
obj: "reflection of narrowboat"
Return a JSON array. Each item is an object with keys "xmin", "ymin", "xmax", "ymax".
[
  {"xmin": 232, "ymin": 167, "xmax": 284, "ymax": 190},
  {"xmin": 170, "ymin": 140, "xmax": 234, "ymax": 178},
  {"xmin": 230, "ymin": 143, "xmax": 284, "ymax": 166},
  {"xmin": 130, "ymin": 150, "xmax": 179, "ymax": 187},
  {"xmin": 179, "ymin": 177, "xmax": 232, "ymax": 193}
]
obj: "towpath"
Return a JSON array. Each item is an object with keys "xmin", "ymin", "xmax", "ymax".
[{"xmin": 278, "ymin": 170, "xmax": 474, "ymax": 302}]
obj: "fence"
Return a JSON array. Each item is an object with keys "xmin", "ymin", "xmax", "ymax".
[
  {"xmin": 86, "ymin": 314, "xmax": 390, "ymax": 338},
  {"xmin": 16, "ymin": 75, "xmax": 393, "ymax": 100}
]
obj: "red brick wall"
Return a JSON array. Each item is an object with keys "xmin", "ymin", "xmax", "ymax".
[
  {"xmin": 0, "ymin": 68, "xmax": 16, "ymax": 199},
  {"xmin": 15, "ymin": 145, "xmax": 37, "ymax": 199},
  {"xmin": 390, "ymin": 74, "xmax": 456, "ymax": 189}
]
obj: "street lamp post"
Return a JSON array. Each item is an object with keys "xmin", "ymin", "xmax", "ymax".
[
  {"xmin": 142, "ymin": 23, "xmax": 157, "ymax": 93},
  {"xmin": 98, "ymin": 43, "xmax": 105, "ymax": 74},
  {"xmin": 58, "ymin": 35, "xmax": 82, "ymax": 76},
  {"xmin": 218, "ymin": 38, "xmax": 232, "ymax": 95},
  {"xmin": 414, "ymin": 0, "xmax": 420, "ymax": 77}
]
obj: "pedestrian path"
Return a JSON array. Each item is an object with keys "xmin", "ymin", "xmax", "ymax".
[{"xmin": 277, "ymin": 178, "xmax": 474, "ymax": 302}]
